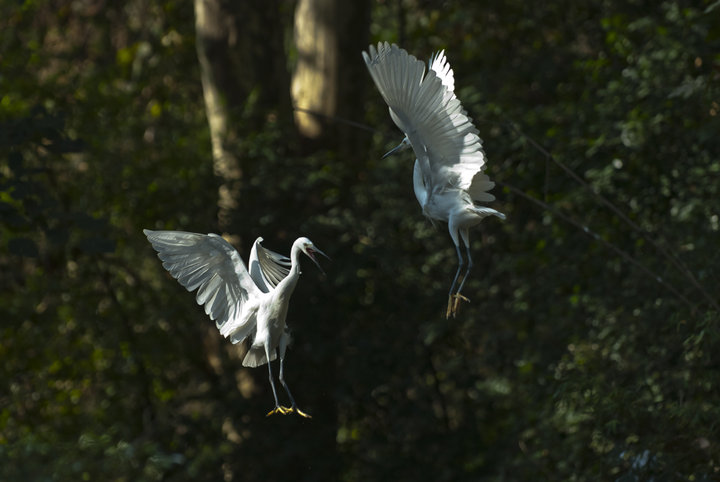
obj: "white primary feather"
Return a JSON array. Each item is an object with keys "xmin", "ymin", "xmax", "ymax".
[
  {"xmin": 428, "ymin": 49, "xmax": 455, "ymax": 102},
  {"xmin": 363, "ymin": 42, "xmax": 488, "ymax": 197},
  {"xmin": 143, "ymin": 230, "xmax": 261, "ymax": 339},
  {"xmin": 249, "ymin": 237, "xmax": 291, "ymax": 293}
]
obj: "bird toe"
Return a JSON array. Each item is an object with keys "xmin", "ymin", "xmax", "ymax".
[
  {"xmin": 266, "ymin": 406, "xmax": 291, "ymax": 417},
  {"xmin": 451, "ymin": 293, "xmax": 470, "ymax": 317},
  {"xmin": 291, "ymin": 407, "xmax": 312, "ymax": 419},
  {"xmin": 445, "ymin": 295, "xmax": 454, "ymax": 319}
]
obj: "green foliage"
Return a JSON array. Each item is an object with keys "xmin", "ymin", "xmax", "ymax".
[{"xmin": 1, "ymin": 0, "xmax": 719, "ymax": 481}]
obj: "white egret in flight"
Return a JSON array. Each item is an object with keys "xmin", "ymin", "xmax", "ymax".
[
  {"xmin": 363, "ymin": 42, "xmax": 505, "ymax": 318},
  {"xmin": 144, "ymin": 229, "xmax": 327, "ymax": 418}
]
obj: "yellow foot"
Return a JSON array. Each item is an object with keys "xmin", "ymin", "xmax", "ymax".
[
  {"xmin": 287, "ymin": 406, "xmax": 312, "ymax": 419},
  {"xmin": 450, "ymin": 293, "xmax": 470, "ymax": 318},
  {"xmin": 446, "ymin": 295, "xmax": 454, "ymax": 319},
  {"xmin": 266, "ymin": 406, "xmax": 292, "ymax": 417}
]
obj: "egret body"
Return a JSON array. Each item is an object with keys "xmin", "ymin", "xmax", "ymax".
[
  {"xmin": 363, "ymin": 42, "xmax": 505, "ymax": 317},
  {"xmin": 144, "ymin": 229, "xmax": 327, "ymax": 417}
]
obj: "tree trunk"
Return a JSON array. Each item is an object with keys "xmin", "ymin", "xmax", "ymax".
[
  {"xmin": 192, "ymin": 2, "xmax": 371, "ymax": 479},
  {"xmin": 292, "ymin": 0, "xmax": 371, "ymax": 160},
  {"xmin": 194, "ymin": 0, "xmax": 291, "ymax": 234},
  {"xmin": 292, "ymin": 0, "xmax": 337, "ymax": 140}
]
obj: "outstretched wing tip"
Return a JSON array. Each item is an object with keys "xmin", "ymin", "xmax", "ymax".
[
  {"xmin": 364, "ymin": 41, "xmax": 490, "ymax": 191},
  {"xmin": 144, "ymin": 230, "xmax": 261, "ymax": 332}
]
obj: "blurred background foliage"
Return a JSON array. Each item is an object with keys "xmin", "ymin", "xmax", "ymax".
[{"xmin": 1, "ymin": 0, "xmax": 719, "ymax": 480}]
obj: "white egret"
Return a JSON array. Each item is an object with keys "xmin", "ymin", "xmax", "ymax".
[
  {"xmin": 363, "ymin": 42, "xmax": 505, "ymax": 318},
  {"xmin": 143, "ymin": 229, "xmax": 327, "ymax": 418}
]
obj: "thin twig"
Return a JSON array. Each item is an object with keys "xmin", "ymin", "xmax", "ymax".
[
  {"xmin": 504, "ymin": 120, "xmax": 718, "ymax": 311},
  {"xmin": 498, "ymin": 181, "xmax": 696, "ymax": 311},
  {"xmin": 293, "ymin": 106, "xmax": 379, "ymax": 133}
]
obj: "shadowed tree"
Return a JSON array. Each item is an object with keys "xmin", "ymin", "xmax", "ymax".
[
  {"xmin": 292, "ymin": 0, "xmax": 371, "ymax": 159},
  {"xmin": 192, "ymin": 1, "xmax": 372, "ymax": 480},
  {"xmin": 194, "ymin": 0, "xmax": 292, "ymax": 233}
]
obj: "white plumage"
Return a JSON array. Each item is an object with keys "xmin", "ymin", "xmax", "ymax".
[
  {"xmin": 144, "ymin": 229, "xmax": 326, "ymax": 417},
  {"xmin": 363, "ymin": 42, "xmax": 505, "ymax": 317}
]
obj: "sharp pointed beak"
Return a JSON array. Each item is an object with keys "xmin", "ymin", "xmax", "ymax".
[
  {"xmin": 381, "ymin": 142, "xmax": 405, "ymax": 159},
  {"xmin": 306, "ymin": 247, "xmax": 330, "ymax": 276}
]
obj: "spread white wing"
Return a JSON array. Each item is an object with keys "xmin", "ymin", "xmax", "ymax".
[
  {"xmin": 144, "ymin": 229, "xmax": 262, "ymax": 343},
  {"xmin": 248, "ymin": 237, "xmax": 291, "ymax": 293},
  {"xmin": 428, "ymin": 49, "xmax": 495, "ymax": 202},
  {"xmin": 428, "ymin": 49, "xmax": 454, "ymax": 98},
  {"xmin": 363, "ymin": 42, "xmax": 489, "ymax": 199}
]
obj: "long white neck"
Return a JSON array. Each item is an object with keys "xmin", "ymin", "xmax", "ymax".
[
  {"xmin": 289, "ymin": 239, "xmax": 305, "ymax": 276},
  {"xmin": 413, "ymin": 159, "xmax": 428, "ymax": 209},
  {"xmin": 274, "ymin": 239, "xmax": 303, "ymax": 298}
]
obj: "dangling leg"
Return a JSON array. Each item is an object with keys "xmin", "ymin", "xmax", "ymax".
[
  {"xmin": 278, "ymin": 330, "xmax": 311, "ymax": 418},
  {"xmin": 452, "ymin": 229, "xmax": 473, "ymax": 316},
  {"xmin": 265, "ymin": 344, "xmax": 290, "ymax": 416},
  {"xmin": 446, "ymin": 222, "xmax": 466, "ymax": 319}
]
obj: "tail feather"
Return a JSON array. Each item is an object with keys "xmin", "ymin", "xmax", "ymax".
[
  {"xmin": 472, "ymin": 205, "xmax": 506, "ymax": 221},
  {"xmin": 242, "ymin": 346, "xmax": 277, "ymax": 368}
]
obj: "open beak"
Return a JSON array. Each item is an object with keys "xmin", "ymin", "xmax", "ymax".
[
  {"xmin": 381, "ymin": 141, "xmax": 405, "ymax": 159},
  {"xmin": 306, "ymin": 247, "xmax": 330, "ymax": 276}
]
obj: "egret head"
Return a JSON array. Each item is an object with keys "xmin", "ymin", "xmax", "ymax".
[
  {"xmin": 381, "ymin": 135, "xmax": 412, "ymax": 159},
  {"xmin": 297, "ymin": 237, "xmax": 329, "ymax": 274}
]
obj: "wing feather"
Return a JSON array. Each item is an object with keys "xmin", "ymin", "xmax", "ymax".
[
  {"xmin": 363, "ymin": 42, "xmax": 494, "ymax": 202},
  {"xmin": 248, "ymin": 237, "xmax": 291, "ymax": 293},
  {"xmin": 144, "ymin": 230, "xmax": 261, "ymax": 339},
  {"xmin": 428, "ymin": 49, "xmax": 454, "ymax": 94},
  {"xmin": 363, "ymin": 42, "xmax": 486, "ymax": 191}
]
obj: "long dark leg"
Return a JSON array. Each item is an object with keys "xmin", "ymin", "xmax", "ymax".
[
  {"xmin": 278, "ymin": 332, "xmax": 311, "ymax": 418},
  {"xmin": 455, "ymin": 231, "xmax": 473, "ymax": 298},
  {"xmin": 278, "ymin": 347, "xmax": 296, "ymax": 408},
  {"xmin": 447, "ymin": 240, "xmax": 466, "ymax": 319},
  {"xmin": 452, "ymin": 229, "xmax": 473, "ymax": 316},
  {"xmin": 265, "ymin": 345, "xmax": 287, "ymax": 416},
  {"xmin": 448, "ymin": 242, "xmax": 465, "ymax": 297}
]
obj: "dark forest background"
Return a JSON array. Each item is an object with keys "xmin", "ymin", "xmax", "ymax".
[{"xmin": 2, "ymin": 1, "xmax": 719, "ymax": 480}]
